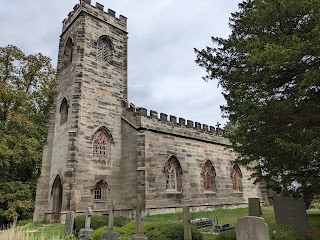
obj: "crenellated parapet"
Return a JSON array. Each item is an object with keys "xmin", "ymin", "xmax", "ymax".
[
  {"xmin": 121, "ymin": 100, "xmax": 230, "ymax": 146},
  {"xmin": 62, "ymin": 0, "xmax": 127, "ymax": 34}
]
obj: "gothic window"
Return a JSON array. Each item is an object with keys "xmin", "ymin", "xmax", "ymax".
[
  {"xmin": 165, "ymin": 156, "xmax": 182, "ymax": 192},
  {"xmin": 63, "ymin": 38, "xmax": 73, "ymax": 67},
  {"xmin": 93, "ymin": 130, "xmax": 108, "ymax": 160},
  {"xmin": 202, "ymin": 161, "xmax": 216, "ymax": 192},
  {"xmin": 60, "ymin": 98, "xmax": 68, "ymax": 124},
  {"xmin": 94, "ymin": 185, "xmax": 102, "ymax": 200},
  {"xmin": 93, "ymin": 180, "xmax": 108, "ymax": 201},
  {"xmin": 96, "ymin": 35, "xmax": 113, "ymax": 62},
  {"xmin": 231, "ymin": 164, "xmax": 242, "ymax": 192}
]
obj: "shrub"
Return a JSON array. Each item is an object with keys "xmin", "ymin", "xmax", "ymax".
[
  {"xmin": 74, "ymin": 214, "xmax": 108, "ymax": 235},
  {"xmin": 144, "ymin": 222, "xmax": 203, "ymax": 240},
  {"xmin": 74, "ymin": 214, "xmax": 129, "ymax": 236},
  {"xmin": 269, "ymin": 224, "xmax": 317, "ymax": 240},
  {"xmin": 90, "ymin": 226, "xmax": 107, "ymax": 240}
]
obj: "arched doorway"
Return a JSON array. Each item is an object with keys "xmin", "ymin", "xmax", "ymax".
[{"xmin": 51, "ymin": 175, "xmax": 63, "ymax": 221}]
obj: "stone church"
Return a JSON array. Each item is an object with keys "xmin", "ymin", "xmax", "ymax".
[{"xmin": 33, "ymin": 0, "xmax": 267, "ymax": 222}]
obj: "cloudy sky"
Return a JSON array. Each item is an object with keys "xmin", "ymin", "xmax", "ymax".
[{"xmin": 0, "ymin": 0, "xmax": 241, "ymax": 127}]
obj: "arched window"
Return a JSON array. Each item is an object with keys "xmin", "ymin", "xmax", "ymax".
[
  {"xmin": 63, "ymin": 38, "xmax": 73, "ymax": 67},
  {"xmin": 231, "ymin": 164, "xmax": 242, "ymax": 192},
  {"xmin": 93, "ymin": 180, "xmax": 108, "ymax": 201},
  {"xmin": 164, "ymin": 156, "xmax": 182, "ymax": 192},
  {"xmin": 60, "ymin": 98, "xmax": 68, "ymax": 124},
  {"xmin": 202, "ymin": 161, "xmax": 216, "ymax": 192},
  {"xmin": 96, "ymin": 35, "xmax": 113, "ymax": 62},
  {"xmin": 93, "ymin": 130, "xmax": 108, "ymax": 160}
]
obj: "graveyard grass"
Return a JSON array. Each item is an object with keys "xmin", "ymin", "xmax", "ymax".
[{"xmin": 1, "ymin": 207, "xmax": 320, "ymax": 240}]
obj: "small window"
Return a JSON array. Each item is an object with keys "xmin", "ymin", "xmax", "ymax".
[
  {"xmin": 60, "ymin": 98, "xmax": 68, "ymax": 124},
  {"xmin": 93, "ymin": 129, "xmax": 108, "ymax": 160},
  {"xmin": 231, "ymin": 165, "xmax": 242, "ymax": 192},
  {"xmin": 96, "ymin": 35, "xmax": 113, "ymax": 62},
  {"xmin": 63, "ymin": 38, "xmax": 73, "ymax": 67},
  {"xmin": 94, "ymin": 185, "xmax": 102, "ymax": 200}
]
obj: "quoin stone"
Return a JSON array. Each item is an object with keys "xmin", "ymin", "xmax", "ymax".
[
  {"xmin": 33, "ymin": 0, "xmax": 268, "ymax": 223},
  {"xmin": 235, "ymin": 216, "xmax": 270, "ymax": 240}
]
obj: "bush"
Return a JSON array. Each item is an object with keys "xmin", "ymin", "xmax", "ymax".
[
  {"xmin": 144, "ymin": 222, "xmax": 203, "ymax": 240},
  {"xmin": 74, "ymin": 214, "xmax": 129, "ymax": 236},
  {"xmin": 90, "ymin": 226, "xmax": 107, "ymax": 240}
]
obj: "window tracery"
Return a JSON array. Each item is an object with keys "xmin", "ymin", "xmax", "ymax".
[
  {"xmin": 202, "ymin": 161, "xmax": 216, "ymax": 192},
  {"xmin": 93, "ymin": 180, "xmax": 108, "ymax": 201},
  {"xmin": 165, "ymin": 156, "xmax": 182, "ymax": 192},
  {"xmin": 93, "ymin": 130, "xmax": 108, "ymax": 160}
]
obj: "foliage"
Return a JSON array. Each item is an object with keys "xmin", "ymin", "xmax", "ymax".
[
  {"xmin": 311, "ymin": 196, "xmax": 320, "ymax": 209},
  {"xmin": 74, "ymin": 214, "xmax": 129, "ymax": 236},
  {"xmin": 0, "ymin": 45, "xmax": 55, "ymax": 224},
  {"xmin": 90, "ymin": 226, "xmax": 107, "ymax": 240},
  {"xmin": 195, "ymin": 0, "xmax": 320, "ymax": 205},
  {"xmin": 214, "ymin": 230, "xmax": 236, "ymax": 240}
]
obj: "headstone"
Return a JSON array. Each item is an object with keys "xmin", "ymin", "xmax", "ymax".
[
  {"xmin": 100, "ymin": 200, "xmax": 119, "ymax": 240},
  {"xmin": 248, "ymin": 198, "xmax": 262, "ymax": 217},
  {"xmin": 235, "ymin": 216, "xmax": 270, "ymax": 240},
  {"xmin": 128, "ymin": 203, "xmax": 148, "ymax": 240},
  {"xmin": 78, "ymin": 207, "xmax": 94, "ymax": 240},
  {"xmin": 178, "ymin": 206, "xmax": 195, "ymax": 240},
  {"xmin": 12, "ymin": 216, "xmax": 18, "ymax": 228},
  {"xmin": 64, "ymin": 211, "xmax": 75, "ymax": 236},
  {"xmin": 272, "ymin": 196, "xmax": 310, "ymax": 233}
]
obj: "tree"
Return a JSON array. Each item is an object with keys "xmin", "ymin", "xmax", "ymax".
[
  {"xmin": 0, "ymin": 45, "xmax": 55, "ymax": 224},
  {"xmin": 195, "ymin": 0, "xmax": 320, "ymax": 205}
]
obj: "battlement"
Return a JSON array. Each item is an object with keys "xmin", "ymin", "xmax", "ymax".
[
  {"xmin": 121, "ymin": 100, "xmax": 230, "ymax": 146},
  {"xmin": 62, "ymin": 0, "xmax": 127, "ymax": 34}
]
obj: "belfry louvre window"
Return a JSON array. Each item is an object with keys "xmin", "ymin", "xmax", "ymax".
[
  {"xmin": 93, "ymin": 130, "xmax": 108, "ymax": 160},
  {"xmin": 63, "ymin": 38, "xmax": 73, "ymax": 67},
  {"xmin": 203, "ymin": 161, "xmax": 216, "ymax": 192},
  {"xmin": 60, "ymin": 98, "xmax": 68, "ymax": 124},
  {"xmin": 231, "ymin": 165, "xmax": 242, "ymax": 192},
  {"xmin": 96, "ymin": 35, "xmax": 113, "ymax": 62}
]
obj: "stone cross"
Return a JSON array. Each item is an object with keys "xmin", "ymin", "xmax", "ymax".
[
  {"xmin": 128, "ymin": 202, "xmax": 148, "ymax": 240},
  {"xmin": 235, "ymin": 216, "xmax": 270, "ymax": 240},
  {"xmin": 215, "ymin": 122, "xmax": 221, "ymax": 128},
  {"xmin": 178, "ymin": 206, "xmax": 195, "ymax": 240},
  {"xmin": 108, "ymin": 200, "xmax": 115, "ymax": 230},
  {"xmin": 100, "ymin": 200, "xmax": 119, "ymax": 240},
  {"xmin": 85, "ymin": 207, "xmax": 93, "ymax": 229},
  {"xmin": 64, "ymin": 211, "xmax": 75, "ymax": 236}
]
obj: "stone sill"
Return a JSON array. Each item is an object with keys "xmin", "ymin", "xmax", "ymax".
[{"xmin": 166, "ymin": 191, "xmax": 182, "ymax": 195}]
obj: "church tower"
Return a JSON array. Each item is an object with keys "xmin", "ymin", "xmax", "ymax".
[{"xmin": 34, "ymin": 0, "xmax": 128, "ymax": 221}]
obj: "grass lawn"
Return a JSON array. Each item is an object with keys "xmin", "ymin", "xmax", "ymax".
[{"xmin": 1, "ymin": 207, "xmax": 319, "ymax": 240}]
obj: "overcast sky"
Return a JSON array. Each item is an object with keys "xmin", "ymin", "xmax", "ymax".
[{"xmin": 0, "ymin": 0, "xmax": 241, "ymax": 127}]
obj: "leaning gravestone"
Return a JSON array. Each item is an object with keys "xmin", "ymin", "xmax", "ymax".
[
  {"xmin": 100, "ymin": 200, "xmax": 119, "ymax": 240},
  {"xmin": 179, "ymin": 206, "xmax": 195, "ymax": 240},
  {"xmin": 128, "ymin": 203, "xmax": 148, "ymax": 240},
  {"xmin": 78, "ymin": 207, "xmax": 94, "ymax": 240},
  {"xmin": 64, "ymin": 211, "xmax": 75, "ymax": 236},
  {"xmin": 248, "ymin": 198, "xmax": 262, "ymax": 217},
  {"xmin": 272, "ymin": 196, "xmax": 310, "ymax": 233},
  {"xmin": 12, "ymin": 216, "xmax": 18, "ymax": 228},
  {"xmin": 235, "ymin": 216, "xmax": 270, "ymax": 240}
]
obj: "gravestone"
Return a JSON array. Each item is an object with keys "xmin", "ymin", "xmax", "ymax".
[
  {"xmin": 235, "ymin": 216, "xmax": 270, "ymax": 240},
  {"xmin": 100, "ymin": 200, "xmax": 119, "ymax": 240},
  {"xmin": 12, "ymin": 216, "xmax": 18, "ymax": 228},
  {"xmin": 272, "ymin": 196, "xmax": 310, "ymax": 233},
  {"xmin": 64, "ymin": 211, "xmax": 75, "ymax": 236},
  {"xmin": 248, "ymin": 198, "xmax": 262, "ymax": 217},
  {"xmin": 128, "ymin": 203, "xmax": 148, "ymax": 240},
  {"xmin": 78, "ymin": 207, "xmax": 94, "ymax": 240},
  {"xmin": 179, "ymin": 206, "xmax": 195, "ymax": 240}
]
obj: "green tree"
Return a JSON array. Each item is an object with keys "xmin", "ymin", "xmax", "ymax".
[
  {"xmin": 0, "ymin": 45, "xmax": 55, "ymax": 224},
  {"xmin": 195, "ymin": 0, "xmax": 320, "ymax": 205}
]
